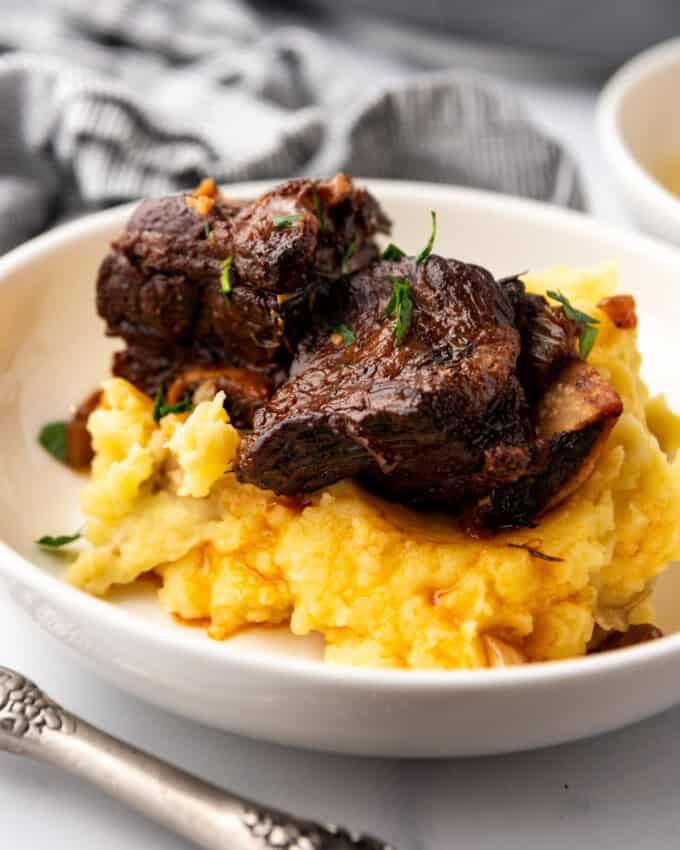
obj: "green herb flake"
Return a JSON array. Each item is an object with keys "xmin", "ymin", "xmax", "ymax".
[
  {"xmin": 415, "ymin": 210, "xmax": 437, "ymax": 265},
  {"xmin": 152, "ymin": 387, "xmax": 194, "ymax": 423},
  {"xmin": 203, "ymin": 221, "xmax": 211, "ymax": 239},
  {"xmin": 312, "ymin": 189, "xmax": 325, "ymax": 232},
  {"xmin": 36, "ymin": 531, "xmax": 81, "ymax": 549},
  {"xmin": 578, "ymin": 324, "xmax": 599, "ymax": 359},
  {"xmin": 220, "ymin": 256, "xmax": 233, "ymax": 297},
  {"xmin": 382, "ymin": 243, "xmax": 407, "ymax": 261},
  {"xmin": 546, "ymin": 290, "xmax": 600, "ymax": 359},
  {"xmin": 384, "ymin": 275, "xmax": 414, "ymax": 346},
  {"xmin": 273, "ymin": 214, "xmax": 303, "ymax": 229},
  {"xmin": 38, "ymin": 421, "xmax": 67, "ymax": 462},
  {"xmin": 546, "ymin": 290, "xmax": 600, "ymax": 326},
  {"xmin": 324, "ymin": 320, "xmax": 356, "ymax": 346},
  {"xmin": 340, "ymin": 241, "xmax": 356, "ymax": 274}
]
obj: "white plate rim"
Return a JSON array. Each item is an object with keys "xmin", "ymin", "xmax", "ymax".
[{"xmin": 597, "ymin": 37, "xmax": 680, "ymax": 229}]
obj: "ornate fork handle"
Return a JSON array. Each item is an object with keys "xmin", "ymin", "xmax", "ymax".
[{"xmin": 0, "ymin": 666, "xmax": 393, "ymax": 850}]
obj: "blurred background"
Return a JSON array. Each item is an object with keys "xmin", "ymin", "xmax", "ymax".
[
  {"xmin": 267, "ymin": 0, "xmax": 680, "ymax": 72},
  {"xmin": 0, "ymin": 0, "xmax": 675, "ymax": 248}
]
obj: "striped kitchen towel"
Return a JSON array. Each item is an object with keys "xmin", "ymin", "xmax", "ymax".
[{"xmin": 0, "ymin": 0, "xmax": 584, "ymax": 253}]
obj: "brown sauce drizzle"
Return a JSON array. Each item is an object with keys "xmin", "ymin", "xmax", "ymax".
[
  {"xmin": 166, "ymin": 366, "xmax": 271, "ymax": 430},
  {"xmin": 65, "ymin": 389, "xmax": 102, "ymax": 469},
  {"xmin": 588, "ymin": 623, "xmax": 663, "ymax": 653}
]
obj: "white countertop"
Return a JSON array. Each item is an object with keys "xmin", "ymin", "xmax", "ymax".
[{"xmin": 2, "ymin": 51, "xmax": 677, "ymax": 850}]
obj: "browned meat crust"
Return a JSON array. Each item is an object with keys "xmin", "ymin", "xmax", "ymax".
[
  {"xmin": 237, "ymin": 260, "xmax": 623, "ymax": 529},
  {"xmin": 470, "ymin": 359, "xmax": 623, "ymax": 529},
  {"xmin": 589, "ymin": 623, "xmax": 663, "ymax": 653},
  {"xmin": 97, "ymin": 175, "xmax": 391, "ymax": 422},
  {"xmin": 236, "ymin": 255, "xmax": 533, "ymax": 509},
  {"xmin": 500, "ymin": 275, "xmax": 581, "ymax": 396}
]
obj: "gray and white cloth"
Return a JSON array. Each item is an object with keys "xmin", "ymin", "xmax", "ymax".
[{"xmin": 0, "ymin": 0, "xmax": 585, "ymax": 254}]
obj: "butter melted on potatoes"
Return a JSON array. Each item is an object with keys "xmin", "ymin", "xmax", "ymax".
[{"xmin": 69, "ymin": 266, "xmax": 680, "ymax": 669}]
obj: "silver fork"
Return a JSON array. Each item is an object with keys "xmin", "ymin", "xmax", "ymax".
[{"xmin": 0, "ymin": 665, "xmax": 394, "ymax": 850}]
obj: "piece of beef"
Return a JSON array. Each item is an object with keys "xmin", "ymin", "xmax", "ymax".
[
  {"xmin": 112, "ymin": 345, "xmax": 282, "ymax": 428},
  {"xmin": 236, "ymin": 255, "xmax": 534, "ymax": 508},
  {"xmin": 112, "ymin": 342, "xmax": 287, "ymax": 400},
  {"xmin": 103, "ymin": 251, "xmax": 332, "ymax": 370},
  {"xmin": 468, "ymin": 359, "xmax": 623, "ymax": 529},
  {"xmin": 237, "ymin": 257, "xmax": 624, "ymax": 529},
  {"xmin": 226, "ymin": 172, "xmax": 390, "ymax": 292},
  {"xmin": 499, "ymin": 274, "xmax": 579, "ymax": 397},
  {"xmin": 112, "ymin": 344, "xmax": 212, "ymax": 398},
  {"xmin": 118, "ymin": 193, "xmax": 245, "ymax": 280},
  {"xmin": 97, "ymin": 251, "xmax": 200, "ymax": 346},
  {"xmin": 98, "ymin": 174, "xmax": 390, "ymax": 424}
]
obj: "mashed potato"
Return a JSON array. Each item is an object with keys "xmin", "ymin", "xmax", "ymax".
[{"xmin": 68, "ymin": 266, "xmax": 680, "ymax": 668}]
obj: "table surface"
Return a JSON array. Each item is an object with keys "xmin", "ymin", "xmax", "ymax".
[{"xmin": 3, "ymin": 38, "xmax": 678, "ymax": 850}]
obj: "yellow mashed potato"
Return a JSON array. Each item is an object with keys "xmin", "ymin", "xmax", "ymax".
[{"xmin": 68, "ymin": 266, "xmax": 680, "ymax": 668}]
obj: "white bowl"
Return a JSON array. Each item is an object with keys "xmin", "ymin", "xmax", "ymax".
[
  {"xmin": 598, "ymin": 38, "xmax": 680, "ymax": 245},
  {"xmin": 2, "ymin": 180, "xmax": 680, "ymax": 758}
]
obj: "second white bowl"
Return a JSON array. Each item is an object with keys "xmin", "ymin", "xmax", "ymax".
[{"xmin": 598, "ymin": 38, "xmax": 680, "ymax": 246}]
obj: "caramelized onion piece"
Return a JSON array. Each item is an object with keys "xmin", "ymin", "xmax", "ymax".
[
  {"xmin": 482, "ymin": 635, "xmax": 527, "ymax": 667},
  {"xmin": 166, "ymin": 367, "xmax": 272, "ymax": 430},
  {"xmin": 184, "ymin": 177, "xmax": 219, "ymax": 216},
  {"xmin": 589, "ymin": 623, "xmax": 663, "ymax": 653},
  {"xmin": 597, "ymin": 294, "xmax": 637, "ymax": 329},
  {"xmin": 65, "ymin": 389, "xmax": 102, "ymax": 469}
]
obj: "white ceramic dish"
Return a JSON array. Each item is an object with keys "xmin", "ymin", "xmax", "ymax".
[
  {"xmin": 2, "ymin": 180, "xmax": 680, "ymax": 758},
  {"xmin": 597, "ymin": 38, "xmax": 680, "ymax": 246}
]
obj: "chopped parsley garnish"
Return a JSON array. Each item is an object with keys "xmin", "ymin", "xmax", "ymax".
[
  {"xmin": 220, "ymin": 256, "xmax": 233, "ymax": 297},
  {"xmin": 273, "ymin": 214, "xmax": 303, "ymax": 228},
  {"xmin": 312, "ymin": 189, "xmax": 325, "ymax": 232},
  {"xmin": 203, "ymin": 221, "xmax": 211, "ymax": 239},
  {"xmin": 384, "ymin": 275, "xmax": 414, "ymax": 346},
  {"xmin": 507, "ymin": 543, "xmax": 564, "ymax": 563},
  {"xmin": 546, "ymin": 290, "xmax": 600, "ymax": 359},
  {"xmin": 38, "ymin": 421, "xmax": 67, "ymax": 462},
  {"xmin": 152, "ymin": 387, "xmax": 194, "ymax": 423},
  {"xmin": 546, "ymin": 290, "xmax": 599, "ymax": 325},
  {"xmin": 415, "ymin": 210, "xmax": 437, "ymax": 265},
  {"xmin": 36, "ymin": 531, "xmax": 81, "ymax": 549},
  {"xmin": 382, "ymin": 243, "xmax": 406, "ymax": 261},
  {"xmin": 324, "ymin": 320, "xmax": 356, "ymax": 346},
  {"xmin": 340, "ymin": 241, "xmax": 356, "ymax": 274},
  {"xmin": 577, "ymin": 325, "xmax": 599, "ymax": 359}
]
